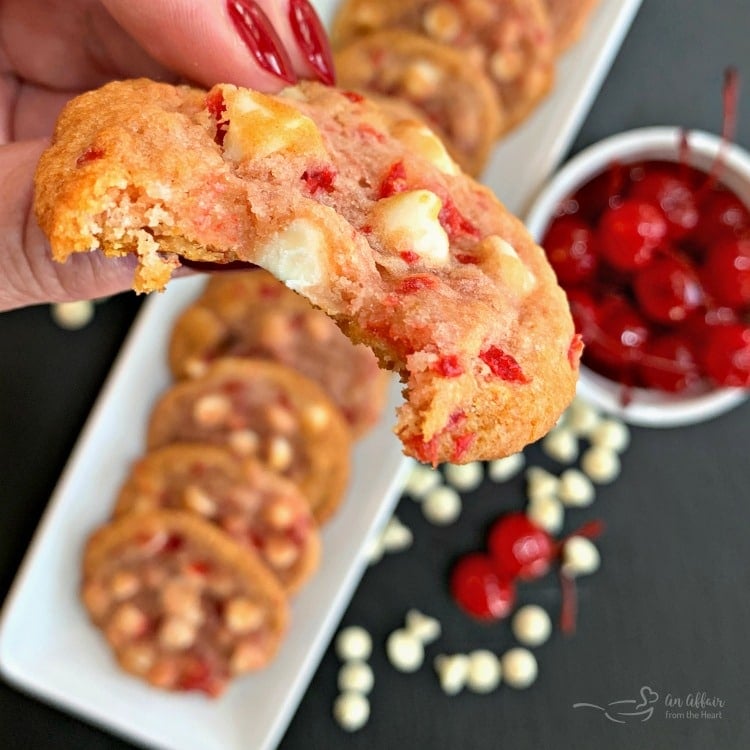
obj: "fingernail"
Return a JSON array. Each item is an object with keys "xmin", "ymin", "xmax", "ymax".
[
  {"xmin": 288, "ymin": 0, "xmax": 336, "ymax": 85},
  {"xmin": 227, "ymin": 0, "xmax": 297, "ymax": 84}
]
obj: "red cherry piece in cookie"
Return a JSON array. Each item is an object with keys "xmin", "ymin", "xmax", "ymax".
[
  {"xmin": 542, "ymin": 216, "xmax": 598, "ymax": 285},
  {"xmin": 479, "ymin": 346, "xmax": 529, "ymax": 383},
  {"xmin": 702, "ymin": 237, "xmax": 750, "ymax": 309},
  {"xmin": 630, "ymin": 170, "xmax": 699, "ymax": 239},
  {"xmin": 597, "ymin": 200, "xmax": 667, "ymax": 272},
  {"xmin": 633, "ymin": 255, "xmax": 703, "ymax": 324},
  {"xmin": 450, "ymin": 553, "xmax": 516, "ymax": 621},
  {"xmin": 700, "ymin": 323, "xmax": 750, "ymax": 388},
  {"xmin": 585, "ymin": 297, "xmax": 649, "ymax": 376},
  {"xmin": 638, "ymin": 333, "xmax": 702, "ymax": 393},
  {"xmin": 487, "ymin": 513, "xmax": 554, "ymax": 581}
]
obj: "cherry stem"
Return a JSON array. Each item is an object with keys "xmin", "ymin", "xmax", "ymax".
[
  {"xmin": 702, "ymin": 67, "xmax": 741, "ymax": 193},
  {"xmin": 552, "ymin": 518, "xmax": 605, "ymax": 557},
  {"xmin": 559, "ymin": 569, "xmax": 578, "ymax": 636}
]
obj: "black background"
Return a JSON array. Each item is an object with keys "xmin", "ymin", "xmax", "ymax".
[{"xmin": 1, "ymin": 1, "xmax": 749, "ymax": 748}]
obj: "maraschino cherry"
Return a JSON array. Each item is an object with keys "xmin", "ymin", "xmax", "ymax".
[
  {"xmin": 487, "ymin": 513, "xmax": 554, "ymax": 581},
  {"xmin": 450, "ymin": 553, "xmax": 516, "ymax": 621}
]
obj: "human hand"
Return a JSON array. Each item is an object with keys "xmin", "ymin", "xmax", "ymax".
[{"xmin": 0, "ymin": 0, "xmax": 333, "ymax": 311}]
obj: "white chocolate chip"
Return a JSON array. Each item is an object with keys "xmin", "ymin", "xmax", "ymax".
[
  {"xmin": 422, "ymin": 3, "xmax": 462, "ymax": 41},
  {"xmin": 434, "ymin": 654, "xmax": 469, "ymax": 695},
  {"xmin": 590, "ymin": 418, "xmax": 630, "ymax": 453},
  {"xmin": 184, "ymin": 358, "xmax": 208, "ymax": 379},
  {"xmin": 109, "ymin": 603, "xmax": 148, "ymax": 640},
  {"xmin": 263, "ymin": 536, "xmax": 299, "ymax": 569},
  {"xmin": 109, "ymin": 570, "xmax": 140, "ymax": 601},
  {"xmin": 558, "ymin": 468, "xmax": 595, "ymax": 507},
  {"xmin": 230, "ymin": 640, "xmax": 267, "ymax": 674},
  {"xmin": 422, "ymin": 485, "xmax": 462, "ymax": 525},
  {"xmin": 401, "ymin": 60, "xmax": 443, "ymax": 99},
  {"xmin": 386, "ymin": 628, "xmax": 424, "ymax": 673},
  {"xmin": 82, "ymin": 581, "xmax": 110, "ymax": 618},
  {"xmin": 224, "ymin": 597, "xmax": 265, "ymax": 634},
  {"xmin": 500, "ymin": 648, "xmax": 538, "ymax": 689},
  {"xmin": 338, "ymin": 661, "xmax": 374, "ymax": 695},
  {"xmin": 369, "ymin": 189, "xmax": 450, "ymax": 266},
  {"xmin": 443, "ymin": 461, "xmax": 484, "ymax": 492},
  {"xmin": 390, "ymin": 121, "xmax": 459, "ymax": 175},
  {"xmin": 333, "ymin": 691, "xmax": 370, "ymax": 732},
  {"xmin": 159, "ymin": 617, "xmax": 196, "ymax": 651},
  {"xmin": 192, "ymin": 394, "xmax": 232, "ymax": 427},
  {"xmin": 404, "ymin": 462, "xmax": 442, "ymax": 499},
  {"xmin": 228, "ymin": 429, "xmax": 260, "ymax": 456},
  {"xmin": 263, "ymin": 499, "xmax": 296, "ymax": 530},
  {"xmin": 119, "ymin": 643, "xmax": 156, "ymax": 675},
  {"xmin": 561, "ymin": 536, "xmax": 601, "ymax": 577},
  {"xmin": 405, "ymin": 609, "xmax": 441, "ymax": 645},
  {"xmin": 525, "ymin": 466, "xmax": 560, "ymax": 501},
  {"xmin": 267, "ymin": 435, "xmax": 293, "ymax": 472},
  {"xmin": 581, "ymin": 446, "xmax": 621, "ymax": 484},
  {"xmin": 526, "ymin": 495, "xmax": 564, "ymax": 535},
  {"xmin": 466, "ymin": 650, "xmax": 502, "ymax": 693},
  {"xmin": 381, "ymin": 516, "xmax": 413, "ymax": 553},
  {"xmin": 564, "ymin": 398, "xmax": 601, "ymax": 437},
  {"xmin": 541, "ymin": 427, "xmax": 579, "ymax": 465},
  {"xmin": 265, "ymin": 403, "xmax": 297, "ymax": 434},
  {"xmin": 161, "ymin": 580, "xmax": 203, "ymax": 624},
  {"xmin": 365, "ymin": 533, "xmax": 385, "ymax": 565},
  {"xmin": 511, "ymin": 605, "xmax": 552, "ymax": 647},
  {"xmin": 488, "ymin": 453, "xmax": 525, "ymax": 482},
  {"xmin": 51, "ymin": 300, "xmax": 94, "ymax": 330},
  {"xmin": 335, "ymin": 626, "xmax": 372, "ymax": 662},
  {"xmin": 183, "ymin": 485, "xmax": 218, "ymax": 517},
  {"xmin": 301, "ymin": 403, "xmax": 330, "ymax": 432}
]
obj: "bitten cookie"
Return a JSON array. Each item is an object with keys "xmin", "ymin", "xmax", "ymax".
[
  {"xmin": 332, "ymin": 0, "xmax": 555, "ymax": 134},
  {"xmin": 146, "ymin": 358, "xmax": 351, "ymax": 523},
  {"xmin": 169, "ymin": 270, "xmax": 388, "ymax": 438},
  {"xmin": 114, "ymin": 443, "xmax": 320, "ymax": 593},
  {"xmin": 334, "ymin": 30, "xmax": 502, "ymax": 176},
  {"xmin": 35, "ymin": 79, "xmax": 579, "ymax": 464},
  {"xmin": 82, "ymin": 510, "xmax": 288, "ymax": 697}
]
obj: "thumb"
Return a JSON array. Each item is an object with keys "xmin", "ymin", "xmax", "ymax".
[{"xmin": 100, "ymin": 0, "xmax": 334, "ymax": 91}]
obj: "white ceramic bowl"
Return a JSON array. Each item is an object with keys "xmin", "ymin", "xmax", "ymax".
[{"xmin": 525, "ymin": 127, "xmax": 749, "ymax": 427}]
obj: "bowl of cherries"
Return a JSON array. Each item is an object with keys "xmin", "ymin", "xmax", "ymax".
[{"xmin": 526, "ymin": 126, "xmax": 750, "ymax": 426}]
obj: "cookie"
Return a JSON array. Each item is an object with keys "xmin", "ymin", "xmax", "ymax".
[
  {"xmin": 114, "ymin": 443, "xmax": 320, "ymax": 593},
  {"xmin": 169, "ymin": 270, "xmax": 388, "ymax": 438},
  {"xmin": 332, "ymin": 0, "xmax": 556, "ymax": 133},
  {"xmin": 146, "ymin": 358, "xmax": 351, "ymax": 523},
  {"xmin": 544, "ymin": 0, "xmax": 600, "ymax": 53},
  {"xmin": 334, "ymin": 30, "xmax": 502, "ymax": 176},
  {"xmin": 35, "ymin": 79, "xmax": 579, "ymax": 463},
  {"xmin": 82, "ymin": 510, "xmax": 288, "ymax": 697}
]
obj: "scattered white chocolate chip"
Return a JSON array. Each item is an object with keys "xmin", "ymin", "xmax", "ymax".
[
  {"xmin": 466, "ymin": 650, "xmax": 502, "ymax": 693},
  {"xmin": 381, "ymin": 516, "xmax": 413, "ymax": 553},
  {"xmin": 525, "ymin": 466, "xmax": 560, "ymax": 502},
  {"xmin": 558, "ymin": 468, "xmax": 596, "ymax": 508},
  {"xmin": 512, "ymin": 605, "xmax": 552, "ymax": 648},
  {"xmin": 541, "ymin": 427, "xmax": 579, "ymax": 465},
  {"xmin": 434, "ymin": 654, "xmax": 469, "ymax": 695},
  {"xmin": 422, "ymin": 485, "xmax": 462, "ymax": 525},
  {"xmin": 404, "ymin": 609, "xmax": 441, "ymax": 645},
  {"xmin": 487, "ymin": 453, "xmax": 525, "ymax": 482},
  {"xmin": 404, "ymin": 463, "xmax": 442, "ymax": 500},
  {"xmin": 51, "ymin": 300, "xmax": 95, "ymax": 330},
  {"xmin": 564, "ymin": 398, "xmax": 601, "ymax": 437},
  {"xmin": 365, "ymin": 533, "xmax": 385, "ymax": 566},
  {"xmin": 581, "ymin": 446, "xmax": 621, "ymax": 484},
  {"xmin": 192, "ymin": 394, "xmax": 232, "ymax": 427},
  {"xmin": 500, "ymin": 648, "xmax": 538, "ymax": 689},
  {"xmin": 386, "ymin": 628, "xmax": 424, "ymax": 673},
  {"xmin": 561, "ymin": 536, "xmax": 601, "ymax": 577},
  {"xmin": 590, "ymin": 418, "xmax": 630, "ymax": 453},
  {"xmin": 444, "ymin": 461, "xmax": 484, "ymax": 492},
  {"xmin": 338, "ymin": 661, "xmax": 374, "ymax": 695},
  {"xmin": 333, "ymin": 691, "xmax": 370, "ymax": 732},
  {"xmin": 526, "ymin": 495, "xmax": 564, "ymax": 535},
  {"xmin": 335, "ymin": 626, "xmax": 372, "ymax": 662}
]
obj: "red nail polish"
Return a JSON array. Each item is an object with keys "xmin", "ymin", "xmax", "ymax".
[
  {"xmin": 288, "ymin": 0, "xmax": 336, "ymax": 86},
  {"xmin": 227, "ymin": 0, "xmax": 297, "ymax": 84}
]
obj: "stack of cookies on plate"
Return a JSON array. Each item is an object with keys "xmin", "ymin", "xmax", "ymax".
[
  {"xmin": 331, "ymin": 0, "xmax": 600, "ymax": 176},
  {"xmin": 81, "ymin": 270, "xmax": 388, "ymax": 697}
]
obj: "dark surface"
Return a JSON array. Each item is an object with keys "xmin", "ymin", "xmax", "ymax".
[{"xmin": 1, "ymin": 1, "xmax": 749, "ymax": 748}]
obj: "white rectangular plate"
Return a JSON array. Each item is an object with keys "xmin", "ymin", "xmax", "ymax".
[{"xmin": 0, "ymin": 1, "xmax": 641, "ymax": 748}]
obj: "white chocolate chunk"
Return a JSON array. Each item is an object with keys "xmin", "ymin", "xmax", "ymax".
[
  {"xmin": 422, "ymin": 3, "xmax": 462, "ymax": 41},
  {"xmin": 488, "ymin": 453, "xmax": 525, "ymax": 482},
  {"xmin": 338, "ymin": 661, "xmax": 374, "ymax": 695},
  {"xmin": 224, "ymin": 597, "xmax": 265, "ymax": 634},
  {"xmin": 333, "ymin": 691, "xmax": 370, "ymax": 732},
  {"xmin": 263, "ymin": 499, "xmax": 296, "ymax": 530},
  {"xmin": 466, "ymin": 650, "xmax": 502, "ymax": 693},
  {"xmin": 386, "ymin": 628, "xmax": 424, "ymax": 673},
  {"xmin": 512, "ymin": 605, "xmax": 552, "ymax": 647},
  {"xmin": 526, "ymin": 495, "xmax": 564, "ymax": 535},
  {"xmin": 365, "ymin": 533, "xmax": 385, "ymax": 566},
  {"xmin": 444, "ymin": 461, "xmax": 484, "ymax": 492},
  {"xmin": 562, "ymin": 536, "xmax": 601, "ymax": 577},
  {"xmin": 254, "ymin": 218, "xmax": 327, "ymax": 292},
  {"xmin": 51, "ymin": 300, "xmax": 94, "ymax": 330},
  {"xmin": 381, "ymin": 516, "xmax": 413, "ymax": 552},
  {"xmin": 335, "ymin": 626, "xmax": 372, "ymax": 662},
  {"xmin": 109, "ymin": 571, "xmax": 140, "ymax": 600},
  {"xmin": 402, "ymin": 60, "xmax": 443, "ymax": 99},
  {"xmin": 590, "ymin": 418, "xmax": 630, "ymax": 453},
  {"xmin": 267, "ymin": 435, "xmax": 293, "ymax": 472},
  {"xmin": 183, "ymin": 485, "xmax": 218, "ymax": 517},
  {"xmin": 390, "ymin": 121, "xmax": 459, "ymax": 175},
  {"xmin": 541, "ymin": 427, "xmax": 579, "ymax": 465},
  {"xmin": 301, "ymin": 403, "xmax": 330, "ymax": 432},
  {"xmin": 405, "ymin": 609, "xmax": 441, "ymax": 645},
  {"xmin": 581, "ymin": 446, "xmax": 621, "ymax": 484},
  {"xmin": 558, "ymin": 468, "xmax": 595, "ymax": 508},
  {"xmin": 500, "ymin": 648, "xmax": 538, "ymax": 689},
  {"xmin": 370, "ymin": 190, "xmax": 449, "ymax": 266},
  {"xmin": 404, "ymin": 462, "xmax": 442, "ymax": 499},
  {"xmin": 422, "ymin": 485, "xmax": 462, "ymax": 525},
  {"xmin": 230, "ymin": 641, "xmax": 267, "ymax": 674},
  {"xmin": 192, "ymin": 394, "xmax": 232, "ymax": 427},
  {"xmin": 434, "ymin": 654, "xmax": 469, "ymax": 695},
  {"xmin": 228, "ymin": 429, "xmax": 260, "ymax": 456},
  {"xmin": 564, "ymin": 398, "xmax": 601, "ymax": 437},
  {"xmin": 159, "ymin": 617, "xmax": 196, "ymax": 651},
  {"xmin": 479, "ymin": 235, "xmax": 536, "ymax": 293},
  {"xmin": 525, "ymin": 466, "xmax": 560, "ymax": 501},
  {"xmin": 263, "ymin": 536, "xmax": 299, "ymax": 569}
]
